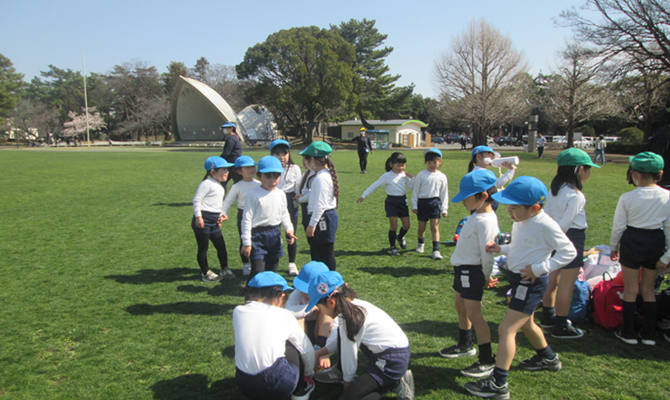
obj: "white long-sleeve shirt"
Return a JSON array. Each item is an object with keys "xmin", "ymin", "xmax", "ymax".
[
  {"xmin": 450, "ymin": 211, "xmax": 499, "ymax": 279},
  {"xmin": 610, "ymin": 186, "xmax": 670, "ymax": 264},
  {"xmin": 473, "ymin": 165, "xmax": 515, "ymax": 189},
  {"xmin": 233, "ymin": 301, "xmax": 314, "ymax": 376},
  {"xmin": 308, "ymin": 169, "xmax": 338, "ymax": 227},
  {"xmin": 410, "ymin": 169, "xmax": 448, "ymax": 212},
  {"xmin": 221, "ymin": 179, "xmax": 261, "ymax": 215},
  {"xmin": 544, "ymin": 184, "xmax": 587, "ymax": 232},
  {"xmin": 297, "ymin": 170, "xmax": 316, "ymax": 204},
  {"xmin": 499, "ymin": 211, "xmax": 577, "ymax": 277},
  {"xmin": 338, "ymin": 299, "xmax": 409, "ymax": 383},
  {"xmin": 278, "ymin": 164, "xmax": 302, "ymax": 193},
  {"xmin": 360, "ymin": 170, "xmax": 413, "ymax": 198},
  {"xmin": 241, "ymin": 187, "xmax": 295, "ymax": 246},
  {"xmin": 285, "ymin": 290, "xmax": 318, "ymax": 320},
  {"xmin": 192, "ymin": 177, "xmax": 225, "ymax": 217}
]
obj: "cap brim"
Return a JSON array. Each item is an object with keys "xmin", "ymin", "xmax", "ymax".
[
  {"xmin": 305, "ymin": 297, "xmax": 320, "ymax": 312},
  {"xmin": 451, "ymin": 191, "xmax": 476, "ymax": 203},
  {"xmin": 491, "ymin": 191, "xmax": 524, "ymax": 205},
  {"xmin": 258, "ymin": 168, "xmax": 284, "ymax": 174},
  {"xmin": 293, "ymin": 277, "xmax": 308, "ymax": 293}
]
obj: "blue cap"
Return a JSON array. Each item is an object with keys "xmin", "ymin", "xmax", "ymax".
[
  {"xmin": 221, "ymin": 121, "xmax": 237, "ymax": 129},
  {"xmin": 257, "ymin": 155, "xmax": 284, "ymax": 173},
  {"xmin": 424, "ymin": 148, "xmax": 442, "ymax": 157},
  {"xmin": 270, "ymin": 139, "xmax": 290, "ymax": 151},
  {"xmin": 306, "ymin": 271, "xmax": 344, "ymax": 311},
  {"xmin": 451, "ymin": 169, "xmax": 498, "ymax": 203},
  {"xmin": 472, "ymin": 146, "xmax": 494, "ymax": 156},
  {"xmin": 492, "ymin": 176, "xmax": 547, "ymax": 205},
  {"xmin": 247, "ymin": 271, "xmax": 293, "ymax": 291},
  {"xmin": 204, "ymin": 156, "xmax": 234, "ymax": 170},
  {"xmin": 292, "ymin": 261, "xmax": 329, "ymax": 293},
  {"xmin": 234, "ymin": 155, "xmax": 256, "ymax": 168}
]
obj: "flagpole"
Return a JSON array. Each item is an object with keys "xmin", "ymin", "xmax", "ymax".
[{"xmin": 82, "ymin": 49, "xmax": 90, "ymax": 147}]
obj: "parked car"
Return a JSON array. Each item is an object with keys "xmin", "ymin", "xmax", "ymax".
[
  {"xmin": 496, "ymin": 136, "xmax": 518, "ymax": 146},
  {"xmin": 431, "ymin": 137, "xmax": 445, "ymax": 144},
  {"xmin": 444, "ymin": 134, "xmax": 462, "ymax": 144}
]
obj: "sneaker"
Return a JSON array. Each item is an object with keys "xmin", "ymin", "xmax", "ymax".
[
  {"xmin": 614, "ymin": 327, "xmax": 638, "ymax": 345},
  {"xmin": 657, "ymin": 318, "xmax": 670, "ymax": 330},
  {"xmin": 461, "ymin": 360, "xmax": 496, "ymax": 378},
  {"xmin": 288, "ymin": 263, "xmax": 299, "ymax": 276},
  {"xmin": 464, "ymin": 376, "xmax": 510, "ymax": 400},
  {"xmin": 415, "ymin": 243, "xmax": 425, "ymax": 253},
  {"xmin": 519, "ymin": 353, "xmax": 562, "ymax": 372},
  {"xmin": 291, "ymin": 377, "xmax": 315, "ymax": 400},
  {"xmin": 638, "ymin": 330, "xmax": 656, "ymax": 346},
  {"xmin": 242, "ymin": 262, "xmax": 251, "ymax": 276},
  {"xmin": 439, "ymin": 344, "xmax": 476, "ymax": 358},
  {"xmin": 539, "ymin": 315, "xmax": 555, "ymax": 329},
  {"xmin": 432, "ymin": 250, "xmax": 443, "ymax": 260},
  {"xmin": 398, "ymin": 236, "xmax": 408, "ymax": 249},
  {"xmin": 220, "ymin": 267, "xmax": 235, "ymax": 280},
  {"xmin": 393, "ymin": 369, "xmax": 414, "ymax": 400},
  {"xmin": 551, "ymin": 321, "xmax": 584, "ymax": 339},
  {"xmin": 314, "ymin": 364, "xmax": 343, "ymax": 383},
  {"xmin": 389, "ymin": 247, "xmax": 400, "ymax": 256},
  {"xmin": 201, "ymin": 270, "xmax": 223, "ymax": 282}
]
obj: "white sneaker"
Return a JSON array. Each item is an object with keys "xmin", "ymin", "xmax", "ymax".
[
  {"xmin": 288, "ymin": 262, "xmax": 299, "ymax": 276},
  {"xmin": 415, "ymin": 243, "xmax": 425, "ymax": 253},
  {"xmin": 394, "ymin": 369, "xmax": 415, "ymax": 400},
  {"xmin": 314, "ymin": 364, "xmax": 343, "ymax": 383},
  {"xmin": 201, "ymin": 270, "xmax": 223, "ymax": 282},
  {"xmin": 432, "ymin": 250, "xmax": 443, "ymax": 260},
  {"xmin": 242, "ymin": 263, "xmax": 251, "ymax": 276}
]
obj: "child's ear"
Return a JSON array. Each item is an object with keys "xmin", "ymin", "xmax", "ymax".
[
  {"xmin": 532, "ymin": 203, "xmax": 542, "ymax": 213},
  {"xmin": 480, "ymin": 192, "xmax": 489, "ymax": 201}
]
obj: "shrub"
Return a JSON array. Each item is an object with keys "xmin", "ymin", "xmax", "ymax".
[
  {"xmin": 606, "ymin": 142, "xmax": 645, "ymax": 155},
  {"xmin": 618, "ymin": 127, "xmax": 644, "ymax": 143}
]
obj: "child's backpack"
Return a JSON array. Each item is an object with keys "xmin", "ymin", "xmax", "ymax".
[
  {"xmin": 568, "ymin": 280, "xmax": 591, "ymax": 322},
  {"xmin": 453, "ymin": 217, "xmax": 469, "ymax": 243},
  {"xmin": 591, "ymin": 272, "xmax": 624, "ymax": 329}
]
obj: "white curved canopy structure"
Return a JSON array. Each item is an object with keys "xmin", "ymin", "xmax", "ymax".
[{"xmin": 236, "ymin": 105, "xmax": 278, "ymax": 143}]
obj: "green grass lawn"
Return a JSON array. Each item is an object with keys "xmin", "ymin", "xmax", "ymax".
[{"xmin": 1, "ymin": 148, "xmax": 669, "ymax": 400}]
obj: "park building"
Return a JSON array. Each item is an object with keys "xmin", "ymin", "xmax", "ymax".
[{"xmin": 328, "ymin": 119, "xmax": 427, "ymax": 149}]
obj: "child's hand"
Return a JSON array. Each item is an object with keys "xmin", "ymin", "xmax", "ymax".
[
  {"xmin": 306, "ymin": 226, "xmax": 315, "ymax": 237},
  {"xmin": 501, "ymin": 161, "xmax": 516, "ymax": 170},
  {"xmin": 357, "ymin": 197, "xmax": 364, "ymax": 204},
  {"xmin": 487, "ymin": 276, "xmax": 500, "ymax": 288},
  {"xmin": 286, "ymin": 231, "xmax": 298, "ymax": 245},
  {"xmin": 318, "ymin": 354, "xmax": 331, "ymax": 370},
  {"xmin": 520, "ymin": 265, "xmax": 537, "ymax": 283},
  {"xmin": 656, "ymin": 259, "xmax": 669, "ymax": 270},
  {"xmin": 220, "ymin": 214, "xmax": 228, "ymax": 222},
  {"xmin": 412, "ymin": 209, "xmax": 418, "ymax": 214},
  {"xmin": 241, "ymin": 245, "xmax": 251, "ymax": 258},
  {"xmin": 609, "ymin": 251, "xmax": 619, "ymax": 261},
  {"xmin": 485, "ymin": 240, "xmax": 500, "ymax": 253},
  {"xmin": 442, "ymin": 212, "xmax": 448, "ymax": 218},
  {"xmin": 295, "ymin": 194, "xmax": 302, "ymax": 201},
  {"xmin": 195, "ymin": 216, "xmax": 205, "ymax": 229},
  {"xmin": 405, "ymin": 172, "xmax": 414, "ymax": 178}
]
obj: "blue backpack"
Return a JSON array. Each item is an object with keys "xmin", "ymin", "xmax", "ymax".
[{"xmin": 568, "ymin": 280, "xmax": 591, "ymax": 322}]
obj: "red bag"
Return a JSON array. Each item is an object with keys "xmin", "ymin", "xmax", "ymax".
[{"xmin": 592, "ymin": 272, "xmax": 625, "ymax": 329}]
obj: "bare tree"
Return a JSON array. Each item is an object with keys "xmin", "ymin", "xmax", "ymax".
[
  {"xmin": 15, "ymin": 99, "xmax": 59, "ymax": 143},
  {"xmin": 202, "ymin": 64, "xmax": 252, "ymax": 113},
  {"xmin": 433, "ymin": 19, "xmax": 528, "ymax": 145}
]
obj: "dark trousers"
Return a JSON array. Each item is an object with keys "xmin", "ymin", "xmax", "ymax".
[
  {"xmin": 247, "ymin": 258, "xmax": 279, "ymax": 283},
  {"xmin": 358, "ymin": 150, "xmax": 369, "ymax": 172},
  {"xmin": 313, "ymin": 242, "xmax": 336, "ymax": 271},
  {"xmin": 538, "ymin": 146, "xmax": 544, "ymax": 158},
  {"xmin": 194, "ymin": 230, "xmax": 227, "ymax": 274}
]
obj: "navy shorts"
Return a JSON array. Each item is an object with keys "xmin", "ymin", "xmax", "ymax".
[
  {"xmin": 313, "ymin": 209, "xmax": 338, "ymax": 244},
  {"xmin": 191, "ymin": 211, "xmax": 221, "ymax": 235},
  {"xmin": 620, "ymin": 227, "xmax": 665, "ymax": 270},
  {"xmin": 251, "ymin": 225, "xmax": 284, "ymax": 261},
  {"xmin": 385, "ymin": 195, "xmax": 409, "ymax": 218},
  {"xmin": 235, "ymin": 357, "xmax": 298, "ymax": 400},
  {"xmin": 286, "ymin": 192, "xmax": 299, "ymax": 219},
  {"xmin": 452, "ymin": 265, "xmax": 486, "ymax": 301},
  {"xmin": 562, "ymin": 229, "xmax": 585, "ymax": 270},
  {"xmin": 300, "ymin": 203, "xmax": 309, "ymax": 230},
  {"xmin": 507, "ymin": 272, "xmax": 548, "ymax": 315},
  {"xmin": 365, "ymin": 346, "xmax": 411, "ymax": 388},
  {"xmin": 417, "ymin": 197, "xmax": 441, "ymax": 221}
]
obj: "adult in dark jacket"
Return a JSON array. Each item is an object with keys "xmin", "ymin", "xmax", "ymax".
[
  {"xmin": 220, "ymin": 121, "xmax": 243, "ymax": 190},
  {"xmin": 646, "ymin": 125, "xmax": 670, "ymax": 190},
  {"xmin": 355, "ymin": 127, "xmax": 373, "ymax": 173}
]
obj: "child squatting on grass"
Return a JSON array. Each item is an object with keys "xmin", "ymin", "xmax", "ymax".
[
  {"xmin": 191, "ymin": 156, "xmax": 235, "ymax": 282},
  {"xmin": 439, "ymin": 169, "xmax": 499, "ymax": 379},
  {"xmin": 465, "ymin": 176, "xmax": 577, "ymax": 400},
  {"xmin": 410, "ymin": 148, "xmax": 449, "ymax": 260},
  {"xmin": 610, "ymin": 152, "xmax": 670, "ymax": 346},
  {"xmin": 357, "ymin": 152, "xmax": 414, "ymax": 256}
]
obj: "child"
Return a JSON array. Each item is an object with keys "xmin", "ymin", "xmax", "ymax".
[
  {"xmin": 233, "ymin": 271, "xmax": 315, "ymax": 400},
  {"xmin": 192, "ymin": 156, "xmax": 235, "ymax": 282},
  {"xmin": 270, "ymin": 139, "xmax": 303, "ymax": 276},
  {"xmin": 440, "ymin": 169, "xmax": 499, "ymax": 379},
  {"xmin": 306, "ymin": 271, "xmax": 415, "ymax": 400},
  {"xmin": 411, "ymin": 148, "xmax": 449, "ymax": 260},
  {"xmin": 357, "ymin": 152, "xmax": 414, "ymax": 256},
  {"xmin": 541, "ymin": 148, "xmax": 599, "ymax": 339},
  {"xmin": 221, "ymin": 155, "xmax": 260, "ymax": 276},
  {"xmin": 610, "ymin": 152, "xmax": 670, "ymax": 346},
  {"xmin": 296, "ymin": 155, "xmax": 318, "ymax": 261},
  {"xmin": 465, "ymin": 176, "xmax": 576, "ymax": 399},
  {"xmin": 241, "ymin": 156, "xmax": 297, "ymax": 281},
  {"xmin": 468, "ymin": 145, "xmax": 517, "ymax": 213},
  {"xmin": 300, "ymin": 142, "xmax": 339, "ymax": 271}
]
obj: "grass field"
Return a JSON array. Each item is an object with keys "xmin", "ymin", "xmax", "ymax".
[{"xmin": 1, "ymin": 148, "xmax": 669, "ymax": 400}]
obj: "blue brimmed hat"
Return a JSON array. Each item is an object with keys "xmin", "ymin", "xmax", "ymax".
[
  {"xmin": 423, "ymin": 148, "xmax": 442, "ymax": 157},
  {"xmin": 248, "ymin": 271, "xmax": 293, "ymax": 291},
  {"xmin": 630, "ymin": 151, "xmax": 664, "ymax": 173},
  {"xmin": 472, "ymin": 145, "xmax": 494, "ymax": 156},
  {"xmin": 204, "ymin": 156, "xmax": 234, "ymax": 170},
  {"xmin": 306, "ymin": 271, "xmax": 344, "ymax": 311},
  {"xmin": 451, "ymin": 169, "xmax": 497, "ymax": 203},
  {"xmin": 292, "ymin": 261, "xmax": 329, "ymax": 293},
  {"xmin": 492, "ymin": 176, "xmax": 547, "ymax": 205},
  {"xmin": 234, "ymin": 155, "xmax": 256, "ymax": 168},
  {"xmin": 299, "ymin": 142, "xmax": 332, "ymax": 157},
  {"xmin": 257, "ymin": 155, "xmax": 284, "ymax": 173},
  {"xmin": 270, "ymin": 139, "xmax": 290, "ymax": 151},
  {"xmin": 221, "ymin": 121, "xmax": 237, "ymax": 129}
]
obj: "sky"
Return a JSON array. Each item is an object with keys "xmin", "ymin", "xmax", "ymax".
[{"xmin": 1, "ymin": 0, "xmax": 595, "ymax": 99}]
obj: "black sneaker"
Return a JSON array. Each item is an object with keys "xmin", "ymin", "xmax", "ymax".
[
  {"xmin": 539, "ymin": 315, "xmax": 555, "ymax": 329},
  {"xmin": 464, "ymin": 376, "xmax": 510, "ymax": 400},
  {"xmin": 398, "ymin": 237, "xmax": 408, "ymax": 249},
  {"xmin": 460, "ymin": 360, "xmax": 496, "ymax": 378},
  {"xmin": 551, "ymin": 321, "xmax": 585, "ymax": 339},
  {"xmin": 519, "ymin": 353, "xmax": 562, "ymax": 372},
  {"xmin": 638, "ymin": 330, "xmax": 656, "ymax": 346},
  {"xmin": 614, "ymin": 327, "xmax": 638, "ymax": 345},
  {"xmin": 439, "ymin": 344, "xmax": 476, "ymax": 358},
  {"xmin": 291, "ymin": 377, "xmax": 315, "ymax": 400}
]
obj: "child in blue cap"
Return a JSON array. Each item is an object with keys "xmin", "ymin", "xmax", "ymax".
[
  {"xmin": 610, "ymin": 152, "xmax": 670, "ymax": 345},
  {"xmin": 222, "ymin": 155, "xmax": 260, "ymax": 276},
  {"xmin": 410, "ymin": 148, "xmax": 449, "ymax": 260},
  {"xmin": 306, "ymin": 271, "xmax": 414, "ymax": 400},
  {"xmin": 468, "ymin": 145, "xmax": 517, "ymax": 214},
  {"xmin": 439, "ymin": 170, "xmax": 499, "ymax": 379},
  {"xmin": 465, "ymin": 176, "xmax": 576, "ymax": 400},
  {"xmin": 234, "ymin": 271, "xmax": 315, "ymax": 400},
  {"xmin": 241, "ymin": 156, "xmax": 297, "ymax": 283},
  {"xmin": 192, "ymin": 156, "xmax": 235, "ymax": 282}
]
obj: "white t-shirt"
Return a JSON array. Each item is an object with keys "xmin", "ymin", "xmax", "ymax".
[
  {"xmin": 241, "ymin": 187, "xmax": 295, "ymax": 246},
  {"xmin": 450, "ymin": 211, "xmax": 499, "ymax": 279},
  {"xmin": 297, "ymin": 170, "xmax": 316, "ymax": 204},
  {"xmin": 222, "ymin": 179, "xmax": 261, "ymax": 215},
  {"xmin": 278, "ymin": 164, "xmax": 302, "ymax": 193},
  {"xmin": 192, "ymin": 177, "xmax": 224, "ymax": 217},
  {"xmin": 308, "ymin": 169, "xmax": 338, "ymax": 227},
  {"xmin": 360, "ymin": 170, "xmax": 413, "ymax": 198},
  {"xmin": 544, "ymin": 184, "xmax": 587, "ymax": 232},
  {"xmin": 410, "ymin": 169, "xmax": 448, "ymax": 212}
]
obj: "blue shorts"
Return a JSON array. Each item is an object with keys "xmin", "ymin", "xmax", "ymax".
[
  {"xmin": 365, "ymin": 346, "xmax": 411, "ymax": 388},
  {"xmin": 452, "ymin": 265, "xmax": 486, "ymax": 301},
  {"xmin": 417, "ymin": 198, "xmax": 441, "ymax": 222},
  {"xmin": 385, "ymin": 195, "xmax": 409, "ymax": 218},
  {"xmin": 562, "ymin": 229, "xmax": 585, "ymax": 270},
  {"xmin": 251, "ymin": 225, "xmax": 284, "ymax": 261},
  {"xmin": 313, "ymin": 209, "xmax": 338, "ymax": 244},
  {"xmin": 507, "ymin": 272, "xmax": 548, "ymax": 315},
  {"xmin": 191, "ymin": 211, "xmax": 221, "ymax": 235},
  {"xmin": 620, "ymin": 227, "xmax": 665, "ymax": 270},
  {"xmin": 235, "ymin": 357, "xmax": 298, "ymax": 400}
]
